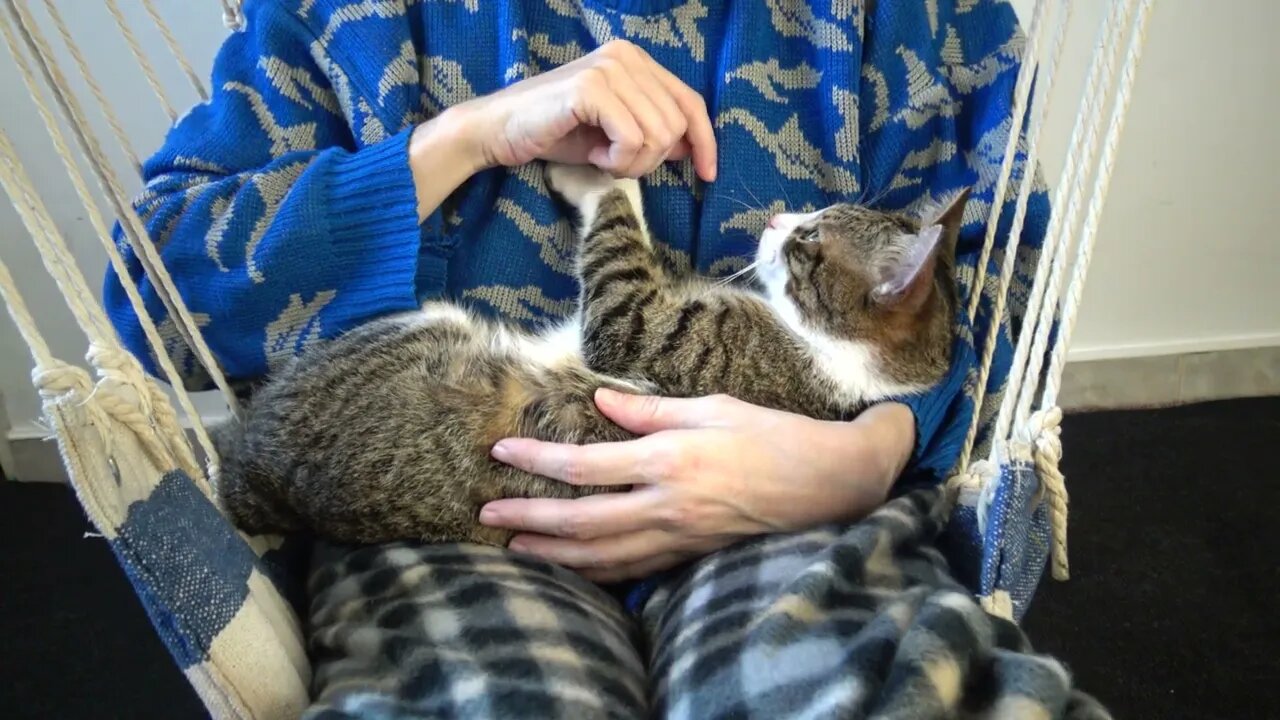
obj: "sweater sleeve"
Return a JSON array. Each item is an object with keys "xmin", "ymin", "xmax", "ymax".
[
  {"xmin": 894, "ymin": 328, "xmax": 977, "ymax": 484},
  {"xmin": 103, "ymin": 2, "xmax": 427, "ymax": 389}
]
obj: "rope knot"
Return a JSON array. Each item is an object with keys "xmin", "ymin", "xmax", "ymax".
[
  {"xmin": 945, "ymin": 459, "xmax": 998, "ymax": 526},
  {"xmin": 31, "ymin": 361, "xmax": 92, "ymax": 397},
  {"xmin": 86, "ymin": 341, "xmax": 132, "ymax": 371},
  {"xmin": 1026, "ymin": 405, "xmax": 1070, "ymax": 581}
]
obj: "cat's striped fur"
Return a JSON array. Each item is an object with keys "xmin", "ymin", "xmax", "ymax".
[{"xmin": 213, "ymin": 164, "xmax": 967, "ymax": 546}]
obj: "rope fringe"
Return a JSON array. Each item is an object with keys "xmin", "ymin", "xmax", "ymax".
[{"xmin": 980, "ymin": 591, "xmax": 1014, "ymax": 620}]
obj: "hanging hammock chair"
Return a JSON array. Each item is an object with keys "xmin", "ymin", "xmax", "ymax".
[{"xmin": 0, "ymin": 0, "xmax": 1154, "ymax": 717}]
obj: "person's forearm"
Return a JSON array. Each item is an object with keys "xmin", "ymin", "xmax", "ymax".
[
  {"xmin": 818, "ymin": 402, "xmax": 916, "ymax": 518},
  {"xmin": 409, "ymin": 104, "xmax": 488, "ymax": 223},
  {"xmin": 856, "ymin": 402, "xmax": 916, "ymax": 483}
]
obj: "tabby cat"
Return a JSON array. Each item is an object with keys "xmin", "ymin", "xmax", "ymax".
[{"xmin": 212, "ymin": 164, "xmax": 968, "ymax": 546}]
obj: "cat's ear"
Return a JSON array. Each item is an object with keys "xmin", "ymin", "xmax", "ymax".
[
  {"xmin": 873, "ymin": 225, "xmax": 943, "ymax": 311},
  {"xmin": 874, "ymin": 188, "xmax": 969, "ymax": 312},
  {"xmin": 926, "ymin": 186, "xmax": 970, "ymax": 256}
]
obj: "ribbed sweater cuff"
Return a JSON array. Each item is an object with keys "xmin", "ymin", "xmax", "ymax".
[{"xmin": 322, "ymin": 127, "xmax": 427, "ymax": 322}]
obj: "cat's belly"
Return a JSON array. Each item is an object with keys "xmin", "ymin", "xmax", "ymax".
[{"xmin": 490, "ymin": 318, "xmax": 583, "ymax": 372}]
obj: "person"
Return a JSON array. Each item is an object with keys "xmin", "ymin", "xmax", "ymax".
[{"xmin": 106, "ymin": 1, "xmax": 1098, "ymax": 718}]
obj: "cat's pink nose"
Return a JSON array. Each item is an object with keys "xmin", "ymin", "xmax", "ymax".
[{"xmin": 767, "ymin": 215, "xmax": 782, "ymax": 229}]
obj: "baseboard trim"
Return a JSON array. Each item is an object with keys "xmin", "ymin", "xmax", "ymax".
[
  {"xmin": 1067, "ymin": 333, "xmax": 1280, "ymax": 363},
  {"xmin": 1060, "ymin": 345, "xmax": 1280, "ymax": 411}
]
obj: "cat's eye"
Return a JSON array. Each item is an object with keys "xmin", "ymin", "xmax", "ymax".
[{"xmin": 798, "ymin": 228, "xmax": 820, "ymax": 244}]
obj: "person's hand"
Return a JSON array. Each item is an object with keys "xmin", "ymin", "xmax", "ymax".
[
  {"xmin": 478, "ymin": 389, "xmax": 915, "ymax": 583},
  {"xmin": 447, "ymin": 39, "xmax": 717, "ymax": 181}
]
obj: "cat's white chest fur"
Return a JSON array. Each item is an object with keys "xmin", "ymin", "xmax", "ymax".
[
  {"xmin": 764, "ymin": 288, "xmax": 925, "ymax": 407},
  {"xmin": 804, "ymin": 333, "xmax": 926, "ymax": 406}
]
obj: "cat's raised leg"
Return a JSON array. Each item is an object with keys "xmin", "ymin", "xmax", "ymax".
[
  {"xmin": 545, "ymin": 163, "xmax": 670, "ymax": 373},
  {"xmin": 545, "ymin": 163, "xmax": 650, "ymax": 245}
]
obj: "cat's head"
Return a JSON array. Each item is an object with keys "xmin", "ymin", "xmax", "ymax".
[{"xmin": 755, "ymin": 189, "xmax": 969, "ymax": 395}]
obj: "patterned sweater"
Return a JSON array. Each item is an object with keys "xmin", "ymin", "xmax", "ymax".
[{"xmin": 105, "ymin": 0, "xmax": 1047, "ymax": 483}]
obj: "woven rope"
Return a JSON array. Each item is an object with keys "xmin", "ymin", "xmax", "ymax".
[
  {"xmin": 0, "ymin": 5, "xmax": 204, "ymax": 470},
  {"xmin": 140, "ymin": 0, "xmax": 209, "ymax": 101},
  {"xmin": 101, "ymin": 0, "xmax": 178, "ymax": 122},
  {"xmin": 962, "ymin": 0, "xmax": 1049, "ymax": 325},
  {"xmin": 0, "ymin": 120, "xmax": 206, "ymax": 488},
  {"xmin": 1019, "ymin": 407, "xmax": 1068, "ymax": 580},
  {"xmin": 946, "ymin": 0, "xmax": 1154, "ymax": 589},
  {"xmin": 1002, "ymin": 0, "xmax": 1156, "ymax": 583},
  {"xmin": 5, "ymin": 0, "xmax": 241, "ymax": 425},
  {"xmin": 221, "ymin": 0, "xmax": 245, "ymax": 31},
  {"xmin": 953, "ymin": 0, "xmax": 1070, "ymax": 474},
  {"xmin": 1043, "ymin": 0, "xmax": 1157, "ymax": 409},
  {"xmin": 0, "ymin": 233, "xmax": 55, "ymax": 369},
  {"xmin": 1006, "ymin": 0, "xmax": 1134, "ymax": 434},
  {"xmin": 0, "ymin": 1, "xmax": 218, "ymax": 486},
  {"xmin": 40, "ymin": 0, "xmax": 142, "ymax": 174},
  {"xmin": 0, "ymin": 244, "xmax": 179, "ymax": 475}
]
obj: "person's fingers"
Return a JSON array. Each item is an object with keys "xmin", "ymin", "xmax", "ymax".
[
  {"xmin": 630, "ymin": 63, "xmax": 689, "ymax": 166},
  {"xmin": 650, "ymin": 64, "xmax": 717, "ymax": 182},
  {"xmin": 599, "ymin": 66, "xmax": 674, "ymax": 177},
  {"xmin": 478, "ymin": 489, "xmax": 665, "ymax": 540},
  {"xmin": 574, "ymin": 73, "xmax": 644, "ymax": 173},
  {"xmin": 490, "ymin": 436, "xmax": 653, "ymax": 486},
  {"xmin": 507, "ymin": 528, "xmax": 676, "ymax": 569},
  {"xmin": 594, "ymin": 388, "xmax": 742, "ymax": 434},
  {"xmin": 665, "ymin": 137, "xmax": 694, "ymax": 162}
]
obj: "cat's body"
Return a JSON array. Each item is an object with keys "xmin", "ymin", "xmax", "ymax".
[{"xmin": 214, "ymin": 164, "xmax": 967, "ymax": 546}]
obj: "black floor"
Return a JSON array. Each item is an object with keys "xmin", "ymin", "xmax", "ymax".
[{"xmin": 2, "ymin": 397, "xmax": 1277, "ymax": 719}]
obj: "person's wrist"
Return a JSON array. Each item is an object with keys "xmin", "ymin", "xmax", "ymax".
[
  {"xmin": 411, "ymin": 103, "xmax": 488, "ymax": 177},
  {"xmin": 861, "ymin": 402, "xmax": 915, "ymax": 482},
  {"xmin": 408, "ymin": 103, "xmax": 493, "ymax": 221},
  {"xmin": 823, "ymin": 403, "xmax": 914, "ymax": 488},
  {"xmin": 442, "ymin": 100, "xmax": 496, "ymax": 174}
]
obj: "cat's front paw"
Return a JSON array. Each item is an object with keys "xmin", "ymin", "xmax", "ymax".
[{"xmin": 545, "ymin": 163, "xmax": 616, "ymax": 208}]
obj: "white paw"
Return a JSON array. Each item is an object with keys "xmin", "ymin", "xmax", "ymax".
[{"xmin": 545, "ymin": 163, "xmax": 612, "ymax": 206}]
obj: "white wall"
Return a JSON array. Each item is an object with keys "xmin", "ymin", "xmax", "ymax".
[
  {"xmin": 2, "ymin": 0, "xmax": 1279, "ymax": 439},
  {"xmin": 1010, "ymin": 0, "xmax": 1280, "ymax": 360}
]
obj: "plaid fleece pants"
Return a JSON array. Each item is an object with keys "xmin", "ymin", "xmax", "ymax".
[{"xmin": 303, "ymin": 487, "xmax": 1108, "ymax": 719}]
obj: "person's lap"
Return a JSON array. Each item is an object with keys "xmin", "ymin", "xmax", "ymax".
[{"xmin": 303, "ymin": 488, "xmax": 1109, "ymax": 719}]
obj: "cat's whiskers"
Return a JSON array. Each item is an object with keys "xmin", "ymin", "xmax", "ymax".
[
  {"xmin": 861, "ymin": 182, "xmax": 895, "ymax": 209},
  {"xmin": 722, "ymin": 195, "xmax": 764, "ymax": 214},
  {"xmin": 711, "ymin": 260, "xmax": 761, "ymax": 289},
  {"xmin": 740, "ymin": 179, "xmax": 769, "ymax": 214},
  {"xmin": 772, "ymin": 170, "xmax": 795, "ymax": 211}
]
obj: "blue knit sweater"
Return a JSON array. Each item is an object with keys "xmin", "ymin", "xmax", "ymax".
[{"xmin": 105, "ymin": 0, "xmax": 1047, "ymax": 485}]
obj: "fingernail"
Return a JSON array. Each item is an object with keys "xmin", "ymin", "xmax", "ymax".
[
  {"xmin": 491, "ymin": 442, "xmax": 510, "ymax": 461},
  {"xmin": 595, "ymin": 387, "xmax": 620, "ymax": 404},
  {"xmin": 508, "ymin": 539, "xmax": 527, "ymax": 553},
  {"xmin": 478, "ymin": 506, "xmax": 498, "ymax": 525}
]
